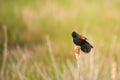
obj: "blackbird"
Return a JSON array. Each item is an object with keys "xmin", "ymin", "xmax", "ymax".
[{"xmin": 72, "ymin": 31, "xmax": 93, "ymax": 53}]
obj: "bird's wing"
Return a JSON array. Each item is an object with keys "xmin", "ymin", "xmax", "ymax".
[
  {"xmin": 78, "ymin": 35, "xmax": 87, "ymax": 40},
  {"xmin": 83, "ymin": 40, "xmax": 93, "ymax": 48}
]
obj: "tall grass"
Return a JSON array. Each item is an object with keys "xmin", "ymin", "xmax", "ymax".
[
  {"xmin": 0, "ymin": 26, "xmax": 119, "ymax": 80},
  {"xmin": 0, "ymin": 25, "xmax": 8, "ymax": 80},
  {"xmin": 0, "ymin": 0, "xmax": 120, "ymax": 80}
]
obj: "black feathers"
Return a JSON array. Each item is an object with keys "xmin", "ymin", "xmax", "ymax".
[{"xmin": 72, "ymin": 32, "xmax": 93, "ymax": 53}]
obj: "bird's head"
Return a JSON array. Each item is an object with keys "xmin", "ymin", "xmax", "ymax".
[
  {"xmin": 72, "ymin": 31, "xmax": 79, "ymax": 38},
  {"xmin": 72, "ymin": 31, "xmax": 87, "ymax": 40}
]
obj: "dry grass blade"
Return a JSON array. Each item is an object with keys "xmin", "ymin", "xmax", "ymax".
[
  {"xmin": 0, "ymin": 25, "xmax": 8, "ymax": 79},
  {"xmin": 111, "ymin": 62, "xmax": 116, "ymax": 80},
  {"xmin": 89, "ymin": 50, "xmax": 94, "ymax": 80},
  {"xmin": 34, "ymin": 62, "xmax": 51, "ymax": 80},
  {"xmin": 46, "ymin": 36, "xmax": 60, "ymax": 80}
]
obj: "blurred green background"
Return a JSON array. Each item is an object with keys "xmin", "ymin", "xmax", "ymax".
[{"xmin": 0, "ymin": 0, "xmax": 120, "ymax": 80}]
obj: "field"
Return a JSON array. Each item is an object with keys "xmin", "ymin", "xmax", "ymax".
[{"xmin": 0, "ymin": 0, "xmax": 120, "ymax": 80}]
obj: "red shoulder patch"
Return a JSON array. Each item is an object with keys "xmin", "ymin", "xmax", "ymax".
[{"xmin": 79, "ymin": 35, "xmax": 84, "ymax": 40}]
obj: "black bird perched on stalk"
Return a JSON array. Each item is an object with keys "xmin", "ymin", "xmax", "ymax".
[{"xmin": 72, "ymin": 31, "xmax": 93, "ymax": 53}]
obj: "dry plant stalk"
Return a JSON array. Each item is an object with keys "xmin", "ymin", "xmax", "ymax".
[
  {"xmin": 74, "ymin": 46, "xmax": 81, "ymax": 67},
  {"xmin": 74, "ymin": 46, "xmax": 81, "ymax": 80},
  {"xmin": 111, "ymin": 62, "xmax": 116, "ymax": 80},
  {"xmin": 0, "ymin": 25, "xmax": 8, "ymax": 79},
  {"xmin": 46, "ymin": 36, "xmax": 60, "ymax": 80}
]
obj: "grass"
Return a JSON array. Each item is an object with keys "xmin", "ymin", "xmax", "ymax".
[
  {"xmin": 0, "ymin": 27, "xmax": 119, "ymax": 80},
  {"xmin": 0, "ymin": 0, "xmax": 120, "ymax": 80}
]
